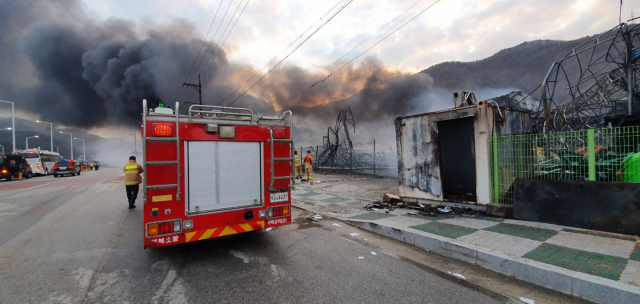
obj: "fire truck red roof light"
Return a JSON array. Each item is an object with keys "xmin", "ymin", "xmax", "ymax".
[{"xmin": 153, "ymin": 123, "xmax": 173, "ymax": 137}]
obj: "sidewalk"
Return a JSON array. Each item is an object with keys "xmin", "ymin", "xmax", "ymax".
[{"xmin": 292, "ymin": 174, "xmax": 640, "ymax": 304}]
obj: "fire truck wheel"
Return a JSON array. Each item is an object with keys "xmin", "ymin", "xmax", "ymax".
[
  {"xmin": 53, "ymin": 174, "xmax": 58, "ymax": 178},
  {"xmin": 7, "ymin": 174, "xmax": 14, "ymax": 181}
]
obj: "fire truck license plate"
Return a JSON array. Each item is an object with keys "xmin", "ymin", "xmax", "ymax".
[{"xmin": 270, "ymin": 192, "xmax": 288, "ymax": 203}]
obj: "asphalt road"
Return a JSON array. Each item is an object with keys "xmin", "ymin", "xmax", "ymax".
[{"xmin": 0, "ymin": 168, "xmax": 510, "ymax": 304}]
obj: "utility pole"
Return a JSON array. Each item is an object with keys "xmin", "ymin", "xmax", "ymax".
[{"xmin": 183, "ymin": 74, "xmax": 202, "ymax": 105}]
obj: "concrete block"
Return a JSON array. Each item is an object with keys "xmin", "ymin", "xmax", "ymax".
[
  {"xmin": 376, "ymin": 225, "xmax": 415, "ymax": 244},
  {"xmin": 476, "ymin": 248, "xmax": 572, "ymax": 294},
  {"xmin": 412, "ymin": 231, "xmax": 477, "ymax": 264},
  {"xmin": 345, "ymin": 220, "xmax": 373, "ymax": 232},
  {"xmin": 486, "ymin": 204, "xmax": 513, "ymax": 218},
  {"xmin": 383, "ymin": 193, "xmax": 401, "ymax": 204},
  {"xmin": 571, "ymin": 272, "xmax": 640, "ymax": 304}
]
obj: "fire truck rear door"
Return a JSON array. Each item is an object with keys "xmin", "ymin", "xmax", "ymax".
[{"xmin": 186, "ymin": 141, "xmax": 263, "ymax": 213}]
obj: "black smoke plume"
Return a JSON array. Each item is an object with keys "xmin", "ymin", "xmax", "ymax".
[{"xmin": 0, "ymin": 0, "xmax": 438, "ymax": 145}]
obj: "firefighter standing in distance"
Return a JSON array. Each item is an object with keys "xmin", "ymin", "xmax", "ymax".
[
  {"xmin": 294, "ymin": 151, "xmax": 302, "ymax": 179},
  {"xmin": 124, "ymin": 156, "xmax": 144, "ymax": 209},
  {"xmin": 304, "ymin": 150, "xmax": 313, "ymax": 183}
]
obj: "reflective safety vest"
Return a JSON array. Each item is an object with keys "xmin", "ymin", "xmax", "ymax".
[
  {"xmin": 123, "ymin": 162, "xmax": 144, "ymax": 186},
  {"xmin": 294, "ymin": 156, "xmax": 301, "ymax": 167}
]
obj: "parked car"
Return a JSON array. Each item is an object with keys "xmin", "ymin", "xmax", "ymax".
[
  {"xmin": 52, "ymin": 162, "xmax": 81, "ymax": 177},
  {"xmin": 1, "ymin": 155, "xmax": 34, "ymax": 181}
]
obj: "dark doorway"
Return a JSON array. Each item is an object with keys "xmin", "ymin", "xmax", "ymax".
[{"xmin": 438, "ymin": 117, "xmax": 476, "ymax": 201}]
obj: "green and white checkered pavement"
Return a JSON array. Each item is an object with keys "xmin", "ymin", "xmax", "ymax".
[{"xmin": 291, "ymin": 186, "xmax": 640, "ymax": 297}]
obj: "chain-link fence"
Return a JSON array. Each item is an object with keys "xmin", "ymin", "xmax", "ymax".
[{"xmin": 489, "ymin": 126, "xmax": 640, "ymax": 205}]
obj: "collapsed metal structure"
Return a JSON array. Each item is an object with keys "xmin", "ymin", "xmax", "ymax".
[
  {"xmin": 317, "ymin": 107, "xmax": 355, "ymax": 167},
  {"xmin": 533, "ymin": 20, "xmax": 640, "ymax": 133}
]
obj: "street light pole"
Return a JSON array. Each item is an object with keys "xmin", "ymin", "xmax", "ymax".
[
  {"xmin": 0, "ymin": 100, "xmax": 15, "ymax": 153},
  {"xmin": 26, "ymin": 136, "xmax": 39, "ymax": 149},
  {"xmin": 74, "ymin": 138, "xmax": 85, "ymax": 162},
  {"xmin": 129, "ymin": 133, "xmax": 137, "ymax": 155},
  {"xmin": 37, "ymin": 120, "xmax": 53, "ymax": 151},
  {"xmin": 60, "ymin": 131, "xmax": 73, "ymax": 159}
]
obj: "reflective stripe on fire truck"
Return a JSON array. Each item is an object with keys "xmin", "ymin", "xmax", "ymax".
[
  {"xmin": 185, "ymin": 221, "xmax": 265, "ymax": 242},
  {"xmin": 152, "ymin": 195, "xmax": 172, "ymax": 202}
]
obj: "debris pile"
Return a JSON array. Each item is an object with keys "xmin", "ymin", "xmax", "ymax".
[
  {"xmin": 306, "ymin": 214, "xmax": 323, "ymax": 222},
  {"xmin": 362, "ymin": 193, "xmax": 403, "ymax": 211},
  {"xmin": 361, "ymin": 193, "xmax": 484, "ymax": 218}
]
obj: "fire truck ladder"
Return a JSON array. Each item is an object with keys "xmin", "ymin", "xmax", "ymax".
[
  {"xmin": 268, "ymin": 110, "xmax": 295, "ymax": 192},
  {"xmin": 142, "ymin": 99, "xmax": 181, "ymax": 204}
]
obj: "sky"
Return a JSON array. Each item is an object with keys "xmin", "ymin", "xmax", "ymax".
[
  {"xmin": 0, "ymin": 0, "xmax": 637, "ymax": 145},
  {"xmin": 82, "ymin": 0, "xmax": 637, "ymax": 72}
]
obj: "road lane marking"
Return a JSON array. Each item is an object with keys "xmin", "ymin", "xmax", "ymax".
[{"xmin": 22, "ymin": 182, "xmax": 54, "ymax": 191}]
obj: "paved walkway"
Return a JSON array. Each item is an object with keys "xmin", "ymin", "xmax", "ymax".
[{"xmin": 292, "ymin": 181, "xmax": 640, "ymax": 303}]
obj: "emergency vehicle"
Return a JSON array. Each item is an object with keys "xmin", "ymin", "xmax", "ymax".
[{"xmin": 141, "ymin": 100, "xmax": 295, "ymax": 248}]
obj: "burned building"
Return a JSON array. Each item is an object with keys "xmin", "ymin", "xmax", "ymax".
[{"xmin": 394, "ymin": 91, "xmax": 531, "ymax": 207}]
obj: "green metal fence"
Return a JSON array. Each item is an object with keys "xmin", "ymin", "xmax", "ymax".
[{"xmin": 489, "ymin": 126, "xmax": 640, "ymax": 205}]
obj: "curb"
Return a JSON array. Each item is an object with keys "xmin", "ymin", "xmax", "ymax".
[{"xmin": 342, "ymin": 219, "xmax": 640, "ymax": 304}]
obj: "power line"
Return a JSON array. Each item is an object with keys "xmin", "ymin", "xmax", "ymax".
[
  {"xmin": 215, "ymin": 0, "xmax": 349, "ymax": 106},
  {"xmin": 225, "ymin": 0, "xmax": 354, "ymax": 108},
  {"xmin": 170, "ymin": 0, "xmax": 226, "ymax": 102},
  {"xmin": 261, "ymin": 0, "xmax": 428, "ymax": 113},
  {"xmin": 176, "ymin": 0, "xmax": 237, "ymax": 102},
  {"xmin": 200, "ymin": 0, "xmax": 250, "ymax": 83},
  {"xmin": 183, "ymin": 0, "xmax": 249, "ymax": 104},
  {"xmin": 267, "ymin": 0, "xmax": 442, "ymax": 113}
]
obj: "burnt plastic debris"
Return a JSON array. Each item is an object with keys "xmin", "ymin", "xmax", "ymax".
[{"xmin": 306, "ymin": 214, "xmax": 323, "ymax": 222}]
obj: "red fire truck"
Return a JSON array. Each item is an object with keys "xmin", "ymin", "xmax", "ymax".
[{"xmin": 141, "ymin": 100, "xmax": 295, "ymax": 248}]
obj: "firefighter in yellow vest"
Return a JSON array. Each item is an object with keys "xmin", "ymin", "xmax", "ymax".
[
  {"xmin": 294, "ymin": 151, "xmax": 302, "ymax": 179},
  {"xmin": 303, "ymin": 150, "xmax": 313, "ymax": 182},
  {"xmin": 123, "ymin": 156, "xmax": 144, "ymax": 209}
]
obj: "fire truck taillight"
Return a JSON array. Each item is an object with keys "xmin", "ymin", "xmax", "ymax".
[
  {"xmin": 152, "ymin": 123, "xmax": 173, "ymax": 137},
  {"xmin": 147, "ymin": 220, "xmax": 181, "ymax": 237},
  {"xmin": 268, "ymin": 205, "xmax": 290, "ymax": 218}
]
